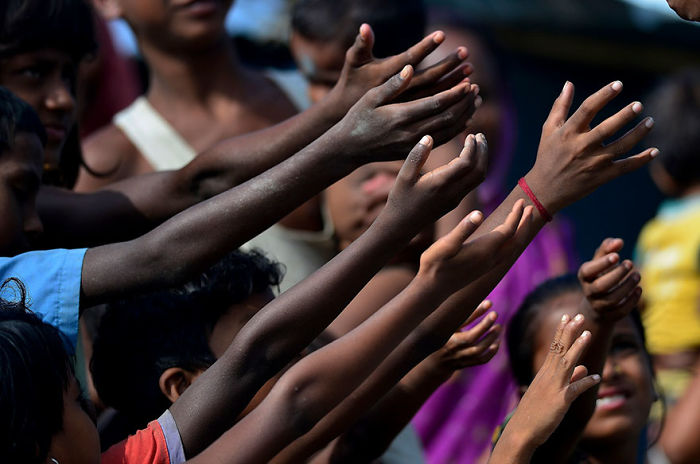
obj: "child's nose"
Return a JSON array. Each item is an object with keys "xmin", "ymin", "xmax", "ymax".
[{"xmin": 45, "ymin": 81, "xmax": 75, "ymax": 114}]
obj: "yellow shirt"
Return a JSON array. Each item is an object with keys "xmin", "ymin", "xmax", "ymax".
[{"xmin": 636, "ymin": 195, "xmax": 700, "ymax": 354}]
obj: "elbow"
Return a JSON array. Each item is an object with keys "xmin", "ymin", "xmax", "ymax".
[{"xmin": 271, "ymin": 373, "xmax": 322, "ymax": 438}]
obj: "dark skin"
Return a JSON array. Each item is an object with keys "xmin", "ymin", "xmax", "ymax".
[
  {"xmin": 32, "ymin": 27, "xmax": 475, "ymax": 249},
  {"xmin": 270, "ymin": 81, "xmax": 658, "ymax": 463}
]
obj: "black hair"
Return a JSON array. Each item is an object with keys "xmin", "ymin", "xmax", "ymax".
[
  {"xmin": 0, "ymin": 86, "xmax": 47, "ymax": 152},
  {"xmin": 0, "ymin": 0, "xmax": 96, "ymax": 63},
  {"xmin": 91, "ymin": 249, "xmax": 284, "ymax": 429},
  {"xmin": 0, "ymin": 278, "xmax": 75, "ymax": 464},
  {"xmin": 646, "ymin": 68, "xmax": 700, "ymax": 190},
  {"xmin": 291, "ymin": 0, "xmax": 426, "ymax": 58},
  {"xmin": 507, "ymin": 274, "xmax": 653, "ymax": 387}
]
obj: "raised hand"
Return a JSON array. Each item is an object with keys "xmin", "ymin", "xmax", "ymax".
[
  {"xmin": 525, "ymin": 81, "xmax": 658, "ymax": 215},
  {"xmin": 381, "ymin": 133, "xmax": 487, "ymax": 228},
  {"xmin": 578, "ymin": 238, "xmax": 642, "ymax": 322},
  {"xmin": 332, "ymin": 65, "xmax": 478, "ymax": 164},
  {"xmin": 328, "ymin": 24, "xmax": 472, "ymax": 113},
  {"xmin": 430, "ymin": 301, "xmax": 501, "ymax": 373},
  {"xmin": 418, "ymin": 199, "xmax": 531, "ymax": 294},
  {"xmin": 491, "ymin": 314, "xmax": 600, "ymax": 462}
]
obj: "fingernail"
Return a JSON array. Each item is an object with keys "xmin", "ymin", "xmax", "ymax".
[
  {"xmin": 561, "ymin": 314, "xmax": 570, "ymax": 323},
  {"xmin": 457, "ymin": 47, "xmax": 468, "ymax": 60},
  {"xmin": 623, "ymin": 260, "xmax": 632, "ymax": 270},
  {"xmin": 650, "ymin": 148, "xmax": 659, "ymax": 158},
  {"xmin": 475, "ymin": 96, "xmax": 483, "ymax": 107},
  {"xmin": 612, "ymin": 80, "xmax": 623, "ymax": 91},
  {"xmin": 581, "ymin": 330, "xmax": 591, "ymax": 338},
  {"xmin": 419, "ymin": 135, "xmax": 432, "ymax": 146},
  {"xmin": 473, "ymin": 85, "xmax": 480, "ymax": 96},
  {"xmin": 645, "ymin": 117, "xmax": 654, "ymax": 128},
  {"xmin": 469, "ymin": 210, "xmax": 483, "ymax": 224},
  {"xmin": 562, "ymin": 81, "xmax": 569, "ymax": 93},
  {"xmin": 433, "ymin": 31, "xmax": 445, "ymax": 43},
  {"xmin": 632, "ymin": 102, "xmax": 643, "ymax": 113},
  {"xmin": 574, "ymin": 314, "xmax": 584, "ymax": 322},
  {"xmin": 400, "ymin": 65, "xmax": 411, "ymax": 79},
  {"xmin": 592, "ymin": 374, "xmax": 601, "ymax": 382},
  {"xmin": 633, "ymin": 273, "xmax": 640, "ymax": 283},
  {"xmin": 477, "ymin": 133, "xmax": 487, "ymax": 144},
  {"xmin": 608, "ymin": 254, "xmax": 618, "ymax": 263},
  {"xmin": 463, "ymin": 66, "xmax": 472, "ymax": 75}
]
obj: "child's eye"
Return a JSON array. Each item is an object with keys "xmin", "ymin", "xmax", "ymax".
[{"xmin": 18, "ymin": 66, "xmax": 45, "ymax": 81}]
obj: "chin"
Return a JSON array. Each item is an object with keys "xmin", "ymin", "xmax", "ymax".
[{"xmin": 583, "ymin": 415, "xmax": 643, "ymax": 445}]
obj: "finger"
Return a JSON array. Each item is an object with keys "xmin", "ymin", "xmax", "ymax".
[
  {"xmin": 437, "ymin": 209, "xmax": 485, "ymax": 255},
  {"xmin": 409, "ymin": 47, "xmax": 469, "ymax": 90},
  {"xmin": 368, "ymin": 65, "xmax": 414, "ymax": 106},
  {"xmin": 414, "ymin": 86, "xmax": 478, "ymax": 143},
  {"xmin": 491, "ymin": 198, "xmax": 525, "ymax": 240},
  {"xmin": 385, "ymin": 30, "xmax": 446, "ymax": 71},
  {"xmin": 475, "ymin": 342, "xmax": 500, "ymax": 364},
  {"xmin": 407, "ymin": 64, "xmax": 473, "ymax": 101},
  {"xmin": 604, "ymin": 117, "xmax": 655, "ymax": 156},
  {"xmin": 578, "ymin": 254, "xmax": 622, "ymax": 284},
  {"xmin": 604, "ymin": 270, "xmax": 641, "ymax": 306},
  {"xmin": 464, "ymin": 326, "xmax": 501, "ymax": 353},
  {"xmin": 562, "ymin": 328, "xmax": 591, "ymax": 371},
  {"xmin": 570, "ymin": 365, "xmax": 589, "ymax": 383},
  {"xmin": 589, "ymin": 100, "xmax": 645, "ymax": 145},
  {"xmin": 560, "ymin": 314, "xmax": 586, "ymax": 353},
  {"xmin": 566, "ymin": 80, "xmax": 623, "ymax": 131},
  {"xmin": 458, "ymin": 311, "xmax": 498, "ymax": 342},
  {"xmin": 548, "ymin": 314, "xmax": 570, "ymax": 359},
  {"xmin": 593, "ymin": 237, "xmax": 624, "ymax": 259},
  {"xmin": 543, "ymin": 81, "xmax": 574, "ymax": 130},
  {"xmin": 471, "ymin": 133, "xmax": 489, "ymax": 181},
  {"xmin": 611, "ymin": 147, "xmax": 659, "ymax": 177},
  {"xmin": 615, "ymin": 286, "xmax": 642, "ymax": 314},
  {"xmin": 588, "ymin": 261, "xmax": 635, "ymax": 297},
  {"xmin": 345, "ymin": 24, "xmax": 375, "ymax": 66},
  {"xmin": 397, "ymin": 135, "xmax": 434, "ymax": 183},
  {"xmin": 565, "ymin": 373, "xmax": 601, "ymax": 404},
  {"xmin": 462, "ymin": 300, "xmax": 493, "ymax": 327},
  {"xmin": 397, "ymin": 82, "xmax": 473, "ymax": 122}
]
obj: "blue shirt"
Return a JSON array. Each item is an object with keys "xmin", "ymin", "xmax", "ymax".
[{"xmin": 0, "ymin": 248, "xmax": 87, "ymax": 352}]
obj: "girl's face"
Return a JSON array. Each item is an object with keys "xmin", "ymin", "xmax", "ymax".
[
  {"xmin": 0, "ymin": 48, "xmax": 77, "ymax": 169},
  {"xmin": 530, "ymin": 291, "xmax": 654, "ymax": 445},
  {"xmin": 47, "ymin": 376, "xmax": 100, "ymax": 464}
]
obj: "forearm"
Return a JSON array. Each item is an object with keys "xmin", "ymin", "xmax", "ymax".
[
  {"xmin": 194, "ymin": 279, "xmax": 445, "ymax": 464},
  {"xmin": 489, "ymin": 427, "xmax": 537, "ymax": 464}
]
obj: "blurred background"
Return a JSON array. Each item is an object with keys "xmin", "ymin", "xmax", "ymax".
[{"xmin": 106, "ymin": 0, "xmax": 700, "ymax": 260}]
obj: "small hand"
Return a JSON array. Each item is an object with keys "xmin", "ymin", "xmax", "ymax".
[
  {"xmin": 505, "ymin": 314, "xmax": 600, "ymax": 449},
  {"xmin": 434, "ymin": 303, "xmax": 501, "ymax": 372},
  {"xmin": 418, "ymin": 199, "xmax": 532, "ymax": 293},
  {"xmin": 526, "ymin": 81, "xmax": 658, "ymax": 216},
  {"xmin": 334, "ymin": 65, "xmax": 478, "ymax": 164},
  {"xmin": 383, "ymin": 132, "xmax": 488, "ymax": 228},
  {"xmin": 578, "ymin": 238, "xmax": 642, "ymax": 322},
  {"xmin": 329, "ymin": 24, "xmax": 472, "ymax": 113}
]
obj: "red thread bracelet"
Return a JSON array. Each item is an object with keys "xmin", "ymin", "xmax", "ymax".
[{"xmin": 518, "ymin": 177, "xmax": 552, "ymax": 222}]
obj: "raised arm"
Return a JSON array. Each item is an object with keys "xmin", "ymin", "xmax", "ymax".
[
  {"xmin": 37, "ymin": 27, "xmax": 471, "ymax": 248},
  {"xmin": 190, "ymin": 205, "xmax": 524, "ymax": 464},
  {"xmin": 166, "ymin": 132, "xmax": 487, "ymax": 456}
]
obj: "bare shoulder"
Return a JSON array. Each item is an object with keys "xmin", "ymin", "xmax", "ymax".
[
  {"xmin": 76, "ymin": 123, "xmax": 152, "ymax": 192},
  {"xmin": 242, "ymin": 68, "xmax": 299, "ymax": 122}
]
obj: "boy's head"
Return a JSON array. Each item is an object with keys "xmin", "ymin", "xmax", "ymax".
[
  {"xmin": 0, "ymin": 0, "xmax": 96, "ymax": 176},
  {"xmin": 91, "ymin": 249, "xmax": 283, "ymax": 428},
  {"xmin": 290, "ymin": 0, "xmax": 426, "ymax": 103},
  {"xmin": 0, "ymin": 87, "xmax": 45, "ymax": 255},
  {"xmin": 646, "ymin": 69, "xmax": 700, "ymax": 197},
  {"xmin": 0, "ymin": 278, "xmax": 100, "ymax": 464},
  {"xmin": 94, "ymin": 0, "xmax": 234, "ymax": 53}
]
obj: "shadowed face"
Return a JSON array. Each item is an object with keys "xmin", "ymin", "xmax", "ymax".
[{"xmin": 666, "ymin": 0, "xmax": 700, "ymax": 21}]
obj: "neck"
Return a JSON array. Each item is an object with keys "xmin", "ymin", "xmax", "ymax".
[{"xmin": 141, "ymin": 36, "xmax": 244, "ymax": 105}]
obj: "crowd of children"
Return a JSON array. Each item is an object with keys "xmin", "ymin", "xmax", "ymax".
[{"xmin": 0, "ymin": 0, "xmax": 698, "ymax": 463}]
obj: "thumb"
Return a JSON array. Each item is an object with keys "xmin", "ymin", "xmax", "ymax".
[
  {"xmin": 368, "ymin": 65, "xmax": 414, "ymax": 107},
  {"xmin": 397, "ymin": 135, "xmax": 433, "ymax": 184},
  {"xmin": 345, "ymin": 23, "xmax": 375, "ymax": 66}
]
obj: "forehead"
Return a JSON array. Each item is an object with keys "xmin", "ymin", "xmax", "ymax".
[
  {"xmin": 290, "ymin": 33, "xmax": 346, "ymax": 81},
  {"xmin": 0, "ymin": 132, "xmax": 44, "ymax": 177}
]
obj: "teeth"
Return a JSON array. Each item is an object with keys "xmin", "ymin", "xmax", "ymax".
[{"xmin": 596, "ymin": 394, "xmax": 625, "ymax": 407}]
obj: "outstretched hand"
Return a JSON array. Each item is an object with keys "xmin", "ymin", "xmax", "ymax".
[
  {"xmin": 525, "ymin": 81, "xmax": 658, "ymax": 216},
  {"xmin": 492, "ymin": 314, "xmax": 600, "ymax": 461},
  {"xmin": 333, "ymin": 64, "xmax": 479, "ymax": 165},
  {"xmin": 328, "ymin": 24, "xmax": 472, "ymax": 114},
  {"xmin": 418, "ymin": 200, "xmax": 532, "ymax": 294},
  {"xmin": 380, "ymin": 132, "xmax": 488, "ymax": 230},
  {"xmin": 578, "ymin": 238, "xmax": 642, "ymax": 322}
]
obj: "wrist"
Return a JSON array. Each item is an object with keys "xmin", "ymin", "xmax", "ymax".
[{"xmin": 523, "ymin": 170, "xmax": 562, "ymax": 216}]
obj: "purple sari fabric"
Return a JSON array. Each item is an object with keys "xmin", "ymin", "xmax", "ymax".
[{"xmin": 413, "ymin": 221, "xmax": 577, "ymax": 463}]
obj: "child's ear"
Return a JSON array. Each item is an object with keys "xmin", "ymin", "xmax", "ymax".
[
  {"xmin": 650, "ymin": 160, "xmax": 682, "ymax": 197},
  {"xmin": 158, "ymin": 367, "xmax": 201, "ymax": 403},
  {"xmin": 91, "ymin": 0, "xmax": 124, "ymax": 20}
]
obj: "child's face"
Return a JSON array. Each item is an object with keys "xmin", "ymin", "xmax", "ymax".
[
  {"xmin": 47, "ymin": 377, "xmax": 101, "ymax": 464},
  {"xmin": 106, "ymin": 0, "xmax": 234, "ymax": 50},
  {"xmin": 289, "ymin": 32, "xmax": 346, "ymax": 104},
  {"xmin": 0, "ymin": 132, "xmax": 44, "ymax": 255},
  {"xmin": 0, "ymin": 49, "xmax": 77, "ymax": 170},
  {"xmin": 530, "ymin": 293, "xmax": 654, "ymax": 446}
]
